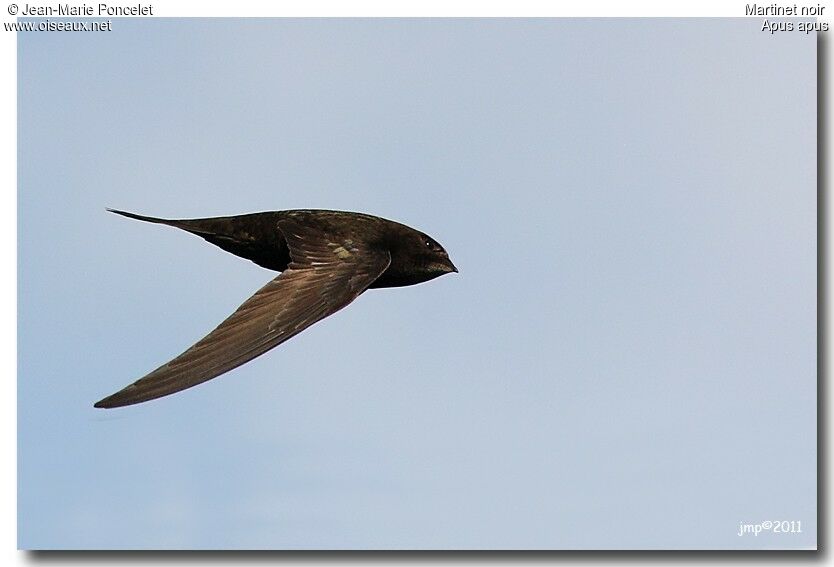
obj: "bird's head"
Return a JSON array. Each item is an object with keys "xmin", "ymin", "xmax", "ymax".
[
  {"xmin": 415, "ymin": 232, "xmax": 457, "ymax": 275},
  {"xmin": 391, "ymin": 229, "xmax": 458, "ymax": 286},
  {"xmin": 370, "ymin": 220, "xmax": 458, "ymax": 289}
]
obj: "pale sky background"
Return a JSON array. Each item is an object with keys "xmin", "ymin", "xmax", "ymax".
[{"xmin": 18, "ymin": 19, "xmax": 816, "ymax": 549}]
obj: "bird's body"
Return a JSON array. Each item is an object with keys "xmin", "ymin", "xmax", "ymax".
[{"xmin": 94, "ymin": 208, "xmax": 457, "ymax": 409}]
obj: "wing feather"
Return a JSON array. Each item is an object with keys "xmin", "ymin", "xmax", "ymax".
[{"xmin": 94, "ymin": 216, "xmax": 389, "ymax": 408}]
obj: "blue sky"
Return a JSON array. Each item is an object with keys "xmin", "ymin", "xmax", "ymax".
[{"xmin": 18, "ymin": 18, "xmax": 816, "ymax": 549}]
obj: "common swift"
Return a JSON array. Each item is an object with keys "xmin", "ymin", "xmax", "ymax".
[{"xmin": 94, "ymin": 209, "xmax": 457, "ymax": 408}]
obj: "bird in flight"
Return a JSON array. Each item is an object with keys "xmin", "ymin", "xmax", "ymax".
[{"xmin": 94, "ymin": 209, "xmax": 457, "ymax": 409}]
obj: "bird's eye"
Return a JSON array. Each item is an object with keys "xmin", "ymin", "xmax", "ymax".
[{"xmin": 424, "ymin": 239, "xmax": 433, "ymax": 248}]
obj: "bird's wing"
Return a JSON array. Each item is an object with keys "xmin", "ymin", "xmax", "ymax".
[{"xmin": 94, "ymin": 217, "xmax": 390, "ymax": 408}]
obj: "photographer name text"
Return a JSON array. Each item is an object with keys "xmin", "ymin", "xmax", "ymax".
[{"xmin": 19, "ymin": 3, "xmax": 152, "ymax": 16}]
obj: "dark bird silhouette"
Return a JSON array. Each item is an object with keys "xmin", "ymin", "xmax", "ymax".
[{"xmin": 94, "ymin": 209, "xmax": 457, "ymax": 409}]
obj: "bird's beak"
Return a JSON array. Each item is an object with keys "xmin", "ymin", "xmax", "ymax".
[{"xmin": 430, "ymin": 257, "xmax": 458, "ymax": 275}]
